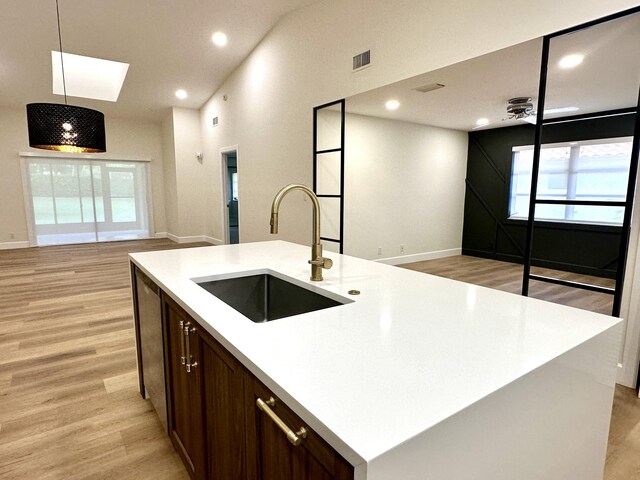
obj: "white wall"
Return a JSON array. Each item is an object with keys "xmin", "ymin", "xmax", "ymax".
[
  {"xmin": 342, "ymin": 113, "xmax": 468, "ymax": 260},
  {"xmin": 162, "ymin": 110, "xmax": 179, "ymax": 235},
  {"xmin": 0, "ymin": 107, "xmax": 31, "ymax": 245},
  {"xmin": 198, "ymin": 0, "xmax": 637, "ymax": 248},
  {"xmin": 618, "ymin": 168, "xmax": 640, "ymax": 388},
  {"xmin": 194, "ymin": 0, "xmax": 639, "ymax": 387},
  {"xmin": 0, "ymin": 107, "xmax": 167, "ymax": 247},
  {"xmin": 171, "ymin": 108, "xmax": 206, "ymax": 239}
]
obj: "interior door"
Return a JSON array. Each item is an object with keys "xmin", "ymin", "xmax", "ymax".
[{"xmin": 225, "ymin": 152, "xmax": 239, "ymax": 244}]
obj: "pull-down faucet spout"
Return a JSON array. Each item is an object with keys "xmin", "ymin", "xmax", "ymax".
[{"xmin": 270, "ymin": 184, "xmax": 333, "ymax": 281}]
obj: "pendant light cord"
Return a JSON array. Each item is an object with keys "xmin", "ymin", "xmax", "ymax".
[{"xmin": 55, "ymin": 0, "xmax": 68, "ymax": 105}]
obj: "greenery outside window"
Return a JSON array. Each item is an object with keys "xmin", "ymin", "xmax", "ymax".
[{"xmin": 24, "ymin": 157, "xmax": 151, "ymax": 245}]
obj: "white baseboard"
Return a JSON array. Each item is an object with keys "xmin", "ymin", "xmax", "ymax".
[
  {"xmin": 376, "ymin": 248, "xmax": 461, "ymax": 266},
  {"xmin": 614, "ymin": 363, "xmax": 634, "ymax": 389},
  {"xmin": 203, "ymin": 236, "xmax": 223, "ymax": 245},
  {"xmin": 161, "ymin": 232, "xmax": 222, "ymax": 245},
  {"xmin": 1, "ymin": 235, "xmax": 222, "ymax": 250},
  {"xmin": 0, "ymin": 241, "xmax": 30, "ymax": 250},
  {"xmin": 167, "ymin": 233, "xmax": 200, "ymax": 244}
]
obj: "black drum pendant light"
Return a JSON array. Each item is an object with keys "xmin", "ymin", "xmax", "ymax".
[{"xmin": 26, "ymin": 0, "xmax": 106, "ymax": 153}]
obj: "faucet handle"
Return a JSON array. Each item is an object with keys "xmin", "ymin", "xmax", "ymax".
[{"xmin": 309, "ymin": 257, "xmax": 333, "ymax": 270}]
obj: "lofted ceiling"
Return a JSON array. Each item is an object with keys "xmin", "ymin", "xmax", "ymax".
[
  {"xmin": 345, "ymin": 11, "xmax": 640, "ymax": 132},
  {"xmin": 0, "ymin": 0, "xmax": 318, "ymax": 121}
]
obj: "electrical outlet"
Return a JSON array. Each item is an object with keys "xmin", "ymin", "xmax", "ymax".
[
  {"xmin": 9, "ymin": 233, "xmax": 15, "ymax": 240},
  {"xmin": 400, "ymin": 244, "xmax": 404, "ymax": 253},
  {"xmin": 378, "ymin": 246, "xmax": 382, "ymax": 255}
]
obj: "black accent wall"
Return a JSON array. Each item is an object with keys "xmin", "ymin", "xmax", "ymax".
[{"xmin": 462, "ymin": 113, "xmax": 636, "ymax": 278}]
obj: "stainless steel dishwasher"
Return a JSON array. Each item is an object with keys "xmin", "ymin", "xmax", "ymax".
[{"xmin": 135, "ymin": 268, "xmax": 168, "ymax": 432}]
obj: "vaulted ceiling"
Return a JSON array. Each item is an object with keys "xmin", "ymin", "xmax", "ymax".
[{"xmin": 0, "ymin": 0, "xmax": 318, "ymax": 121}]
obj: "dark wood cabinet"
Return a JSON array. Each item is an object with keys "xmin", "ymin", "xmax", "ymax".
[
  {"xmin": 244, "ymin": 375, "xmax": 353, "ymax": 480},
  {"xmin": 133, "ymin": 266, "xmax": 354, "ymax": 480},
  {"xmin": 163, "ymin": 295, "xmax": 248, "ymax": 480},
  {"xmin": 200, "ymin": 333, "xmax": 247, "ymax": 479},
  {"xmin": 164, "ymin": 294, "xmax": 205, "ymax": 480}
]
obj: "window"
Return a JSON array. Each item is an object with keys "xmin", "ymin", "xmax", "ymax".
[
  {"xmin": 24, "ymin": 157, "xmax": 151, "ymax": 245},
  {"xmin": 509, "ymin": 137, "xmax": 633, "ymax": 225},
  {"xmin": 231, "ymin": 172, "xmax": 238, "ymax": 201}
]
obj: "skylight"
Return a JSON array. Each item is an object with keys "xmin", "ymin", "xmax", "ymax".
[{"xmin": 51, "ymin": 51, "xmax": 129, "ymax": 102}]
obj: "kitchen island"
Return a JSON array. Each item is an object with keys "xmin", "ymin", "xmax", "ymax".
[{"xmin": 130, "ymin": 240, "xmax": 621, "ymax": 480}]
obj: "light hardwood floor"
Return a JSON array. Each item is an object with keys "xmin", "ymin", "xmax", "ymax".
[
  {"xmin": 0, "ymin": 242, "xmax": 637, "ymax": 479},
  {"xmin": 401, "ymin": 255, "xmax": 640, "ymax": 479},
  {"xmin": 402, "ymin": 255, "xmax": 616, "ymax": 315},
  {"xmin": 0, "ymin": 239, "xmax": 202, "ymax": 480}
]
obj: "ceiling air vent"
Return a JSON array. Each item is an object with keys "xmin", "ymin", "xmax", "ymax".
[
  {"xmin": 212, "ymin": 116, "xmax": 219, "ymax": 127},
  {"xmin": 353, "ymin": 50, "xmax": 371, "ymax": 71},
  {"xmin": 413, "ymin": 83, "xmax": 445, "ymax": 93}
]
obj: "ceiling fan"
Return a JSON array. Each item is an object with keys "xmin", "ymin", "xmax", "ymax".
[
  {"xmin": 473, "ymin": 97, "xmax": 578, "ymax": 130},
  {"xmin": 506, "ymin": 96, "xmax": 536, "ymax": 121}
]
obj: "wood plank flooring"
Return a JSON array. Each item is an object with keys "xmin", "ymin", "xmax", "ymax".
[
  {"xmin": 0, "ymin": 239, "xmax": 207, "ymax": 480},
  {"xmin": 0, "ymin": 243, "xmax": 637, "ymax": 479},
  {"xmin": 401, "ymin": 255, "xmax": 640, "ymax": 479},
  {"xmin": 402, "ymin": 255, "xmax": 615, "ymax": 315}
]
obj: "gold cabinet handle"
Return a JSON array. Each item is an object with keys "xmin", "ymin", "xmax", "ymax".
[
  {"xmin": 256, "ymin": 397, "xmax": 307, "ymax": 446},
  {"xmin": 179, "ymin": 320, "xmax": 186, "ymax": 365},
  {"xmin": 184, "ymin": 322, "xmax": 198, "ymax": 373}
]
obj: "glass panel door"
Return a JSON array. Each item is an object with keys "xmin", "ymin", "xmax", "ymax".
[
  {"xmin": 25, "ymin": 157, "xmax": 151, "ymax": 245},
  {"xmin": 109, "ymin": 169, "xmax": 136, "ymax": 222},
  {"xmin": 29, "ymin": 159, "xmax": 96, "ymax": 245},
  {"xmin": 95, "ymin": 161, "xmax": 149, "ymax": 242}
]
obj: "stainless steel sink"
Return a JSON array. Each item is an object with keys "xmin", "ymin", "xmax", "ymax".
[{"xmin": 194, "ymin": 273, "xmax": 349, "ymax": 323}]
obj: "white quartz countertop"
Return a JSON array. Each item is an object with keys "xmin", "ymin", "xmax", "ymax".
[{"xmin": 130, "ymin": 241, "xmax": 621, "ymax": 470}]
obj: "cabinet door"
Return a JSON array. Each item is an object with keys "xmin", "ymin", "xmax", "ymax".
[
  {"xmin": 245, "ymin": 375, "xmax": 353, "ymax": 480},
  {"xmin": 200, "ymin": 334, "xmax": 246, "ymax": 479},
  {"xmin": 164, "ymin": 295, "xmax": 204, "ymax": 480}
]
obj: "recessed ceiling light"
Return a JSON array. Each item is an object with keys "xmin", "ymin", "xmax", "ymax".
[
  {"xmin": 476, "ymin": 118, "xmax": 490, "ymax": 126},
  {"xmin": 385, "ymin": 99, "xmax": 400, "ymax": 110},
  {"xmin": 175, "ymin": 89, "xmax": 188, "ymax": 100},
  {"xmin": 212, "ymin": 32, "xmax": 228, "ymax": 47},
  {"xmin": 52, "ymin": 51, "xmax": 129, "ymax": 102},
  {"xmin": 558, "ymin": 54, "xmax": 584, "ymax": 69}
]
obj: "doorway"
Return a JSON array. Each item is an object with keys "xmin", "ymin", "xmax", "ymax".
[
  {"xmin": 222, "ymin": 150, "xmax": 239, "ymax": 244},
  {"xmin": 22, "ymin": 156, "xmax": 151, "ymax": 245}
]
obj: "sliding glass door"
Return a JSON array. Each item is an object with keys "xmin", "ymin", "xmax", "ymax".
[{"xmin": 25, "ymin": 157, "xmax": 151, "ymax": 245}]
